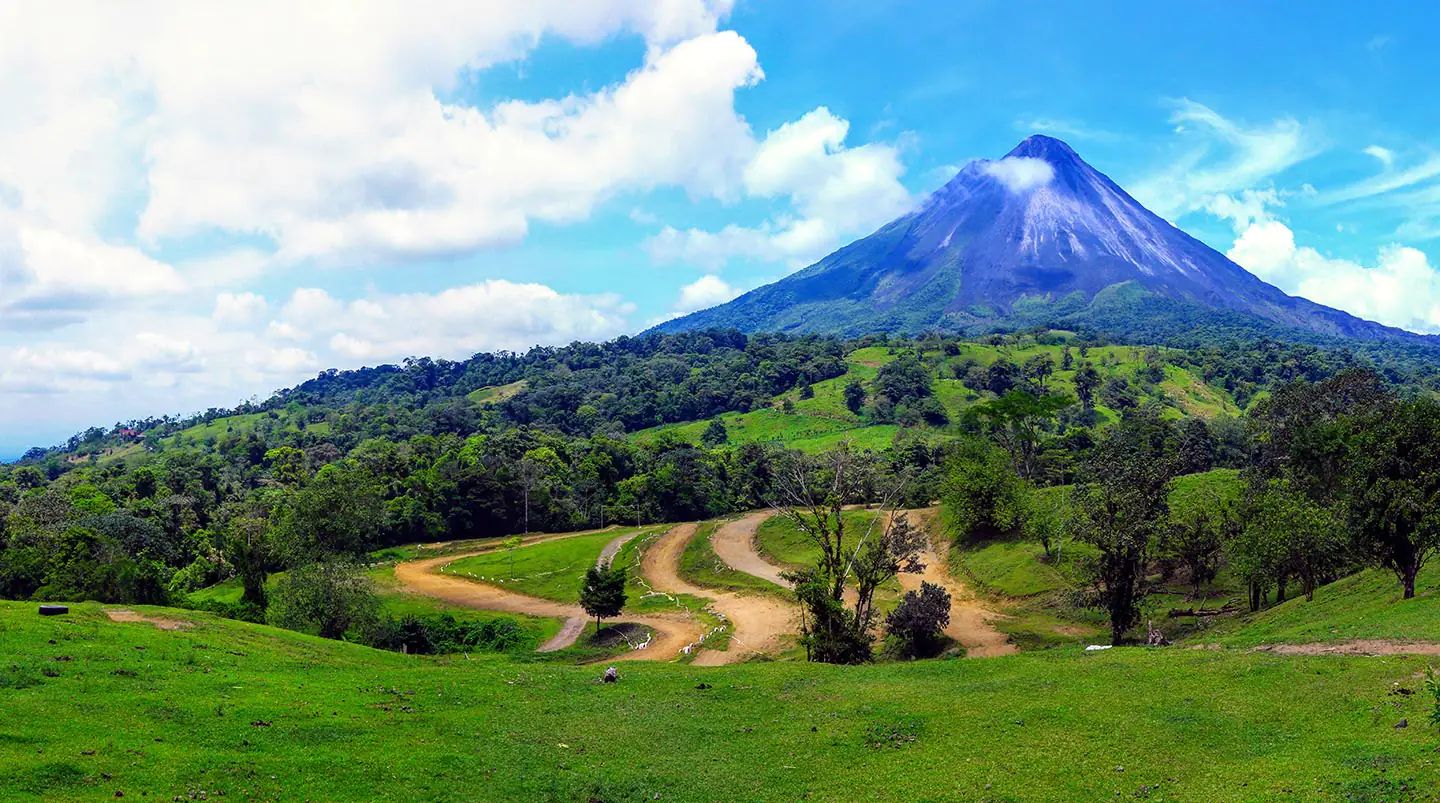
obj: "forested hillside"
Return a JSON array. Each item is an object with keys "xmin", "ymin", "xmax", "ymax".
[{"xmin": 2, "ymin": 326, "xmax": 1438, "ymax": 650}]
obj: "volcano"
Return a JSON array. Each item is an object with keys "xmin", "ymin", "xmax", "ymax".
[{"xmin": 653, "ymin": 135, "xmax": 1417, "ymax": 343}]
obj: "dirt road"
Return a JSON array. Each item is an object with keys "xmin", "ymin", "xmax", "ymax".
[
  {"xmin": 640, "ymin": 522, "xmax": 797, "ymax": 665},
  {"xmin": 393, "ymin": 529, "xmax": 704, "ymax": 659},
  {"xmin": 710, "ymin": 507, "xmax": 1015, "ymax": 658},
  {"xmin": 710, "ymin": 511, "xmax": 791, "ymax": 589},
  {"xmin": 899, "ymin": 511, "xmax": 1017, "ymax": 657}
]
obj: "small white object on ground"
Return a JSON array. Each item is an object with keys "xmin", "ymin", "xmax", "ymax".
[{"xmin": 1085, "ymin": 644, "xmax": 1113, "ymax": 651}]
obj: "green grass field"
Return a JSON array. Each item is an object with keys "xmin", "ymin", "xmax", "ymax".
[
  {"xmin": 754, "ymin": 509, "xmax": 888, "ymax": 568},
  {"xmin": 1194, "ymin": 562, "xmax": 1440, "ymax": 648},
  {"xmin": 2, "ymin": 601, "xmax": 1437, "ymax": 801},
  {"xmin": 184, "ymin": 563, "xmax": 565, "ymax": 653}
]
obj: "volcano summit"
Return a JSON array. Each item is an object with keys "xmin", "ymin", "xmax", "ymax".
[{"xmin": 655, "ymin": 135, "xmax": 1416, "ymax": 343}]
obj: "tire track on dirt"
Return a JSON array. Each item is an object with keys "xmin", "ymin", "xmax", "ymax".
[{"xmin": 639, "ymin": 522, "xmax": 797, "ymax": 666}]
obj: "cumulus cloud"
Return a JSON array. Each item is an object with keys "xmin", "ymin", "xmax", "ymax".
[
  {"xmin": 646, "ymin": 107, "xmax": 910, "ymax": 269},
  {"xmin": 982, "ymin": 157, "xmax": 1055, "ymax": 193},
  {"xmin": 0, "ymin": 2, "xmax": 757, "ymax": 443},
  {"xmin": 213, "ymin": 292, "xmax": 268, "ymax": 325},
  {"xmin": 673, "ymin": 274, "xmax": 742, "ymax": 314},
  {"xmin": 269, "ymin": 281, "xmax": 635, "ymax": 363},
  {"xmin": 1211, "ymin": 192, "xmax": 1440, "ymax": 332}
]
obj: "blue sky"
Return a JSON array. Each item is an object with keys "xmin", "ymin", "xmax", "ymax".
[{"xmin": 2, "ymin": 1, "xmax": 1439, "ymax": 457}]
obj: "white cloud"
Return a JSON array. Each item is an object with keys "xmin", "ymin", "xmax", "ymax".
[
  {"xmin": 1212, "ymin": 191, "xmax": 1440, "ymax": 333},
  {"xmin": 1322, "ymin": 153, "xmax": 1440, "ymax": 205},
  {"xmin": 982, "ymin": 157, "xmax": 1055, "ymax": 193},
  {"xmin": 674, "ymin": 274, "xmax": 742, "ymax": 314},
  {"xmin": 1364, "ymin": 145, "xmax": 1395, "ymax": 167},
  {"xmin": 271, "ymin": 281, "xmax": 635, "ymax": 363},
  {"xmin": 213, "ymin": 292, "xmax": 268, "ymax": 325},
  {"xmin": 1132, "ymin": 99, "xmax": 1314, "ymax": 220},
  {"xmin": 647, "ymin": 107, "xmax": 910, "ymax": 268}
]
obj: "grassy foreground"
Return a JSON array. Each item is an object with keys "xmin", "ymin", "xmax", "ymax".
[{"xmin": 3, "ymin": 602, "xmax": 1438, "ymax": 801}]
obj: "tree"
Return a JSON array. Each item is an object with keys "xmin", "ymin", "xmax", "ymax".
[
  {"xmin": 1161, "ymin": 506, "xmax": 1229, "ymax": 598},
  {"xmin": 1342, "ymin": 398, "xmax": 1440, "ymax": 598},
  {"xmin": 874, "ymin": 355, "xmax": 933, "ymax": 405},
  {"xmin": 502, "ymin": 535, "xmax": 523, "ymax": 578},
  {"xmin": 1175, "ymin": 418, "xmax": 1215, "ymax": 475},
  {"xmin": 1061, "ymin": 346, "xmax": 1074, "ymax": 371},
  {"xmin": 225, "ymin": 515, "xmax": 272, "ymax": 608},
  {"xmin": 1235, "ymin": 480, "xmax": 1347, "ymax": 606},
  {"xmin": 843, "ymin": 380, "xmax": 867, "ymax": 414},
  {"xmin": 985, "ymin": 360, "xmax": 1019, "ymax": 395},
  {"xmin": 1019, "ymin": 484, "xmax": 1068, "ymax": 561},
  {"xmin": 701, "ymin": 418, "xmax": 729, "ymax": 448},
  {"xmin": 940, "ymin": 439, "xmax": 1025, "ymax": 543},
  {"xmin": 1073, "ymin": 362, "xmax": 1100, "ymax": 412},
  {"xmin": 1070, "ymin": 420, "xmax": 1175, "ymax": 643},
  {"xmin": 885, "ymin": 581, "xmax": 952, "ymax": 658},
  {"xmin": 579, "ymin": 563, "xmax": 627, "ymax": 631},
  {"xmin": 1022, "ymin": 354, "xmax": 1055, "ymax": 393},
  {"xmin": 267, "ymin": 561, "xmax": 378, "ymax": 639},
  {"xmin": 971, "ymin": 391, "xmax": 1072, "ymax": 480},
  {"xmin": 771, "ymin": 446, "xmax": 923, "ymax": 663},
  {"xmin": 278, "ymin": 463, "xmax": 384, "ymax": 563},
  {"xmin": 265, "ymin": 446, "xmax": 308, "ymax": 486}
]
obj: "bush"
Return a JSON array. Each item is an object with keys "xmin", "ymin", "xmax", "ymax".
[{"xmin": 885, "ymin": 582, "xmax": 951, "ymax": 658}]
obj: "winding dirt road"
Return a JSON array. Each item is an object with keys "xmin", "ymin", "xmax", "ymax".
[
  {"xmin": 393, "ymin": 529, "xmax": 704, "ymax": 660},
  {"xmin": 710, "ymin": 511, "xmax": 791, "ymax": 589},
  {"xmin": 639, "ymin": 522, "xmax": 798, "ymax": 665}
]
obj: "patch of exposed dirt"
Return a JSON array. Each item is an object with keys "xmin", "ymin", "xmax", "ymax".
[
  {"xmin": 640, "ymin": 522, "xmax": 798, "ymax": 666},
  {"xmin": 105, "ymin": 609, "xmax": 193, "ymax": 630},
  {"xmin": 710, "ymin": 511, "xmax": 791, "ymax": 590},
  {"xmin": 901, "ymin": 509, "xmax": 1017, "ymax": 658}
]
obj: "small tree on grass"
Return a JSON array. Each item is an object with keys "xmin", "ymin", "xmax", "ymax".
[
  {"xmin": 772, "ymin": 445, "xmax": 925, "ymax": 664},
  {"xmin": 844, "ymin": 380, "xmax": 866, "ymax": 414},
  {"xmin": 267, "ymin": 561, "xmax": 378, "ymax": 639},
  {"xmin": 1161, "ymin": 504, "xmax": 1231, "ymax": 599},
  {"xmin": 886, "ymin": 581, "xmax": 952, "ymax": 658},
  {"xmin": 501, "ymin": 536, "xmax": 523, "ymax": 578},
  {"xmin": 580, "ymin": 564, "xmax": 627, "ymax": 632},
  {"xmin": 1342, "ymin": 398, "xmax": 1440, "ymax": 599},
  {"xmin": 224, "ymin": 515, "xmax": 272, "ymax": 608},
  {"xmin": 701, "ymin": 418, "xmax": 729, "ymax": 448},
  {"xmin": 940, "ymin": 438, "xmax": 1025, "ymax": 544}
]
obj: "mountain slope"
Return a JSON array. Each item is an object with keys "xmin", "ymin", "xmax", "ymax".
[{"xmin": 656, "ymin": 135, "xmax": 1423, "ymax": 344}]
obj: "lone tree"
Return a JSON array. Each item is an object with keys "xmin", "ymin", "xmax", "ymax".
[
  {"xmin": 772, "ymin": 445, "xmax": 926, "ymax": 664},
  {"xmin": 843, "ymin": 379, "xmax": 867, "ymax": 414},
  {"xmin": 885, "ymin": 581, "xmax": 952, "ymax": 658},
  {"xmin": 701, "ymin": 417, "xmax": 729, "ymax": 447},
  {"xmin": 579, "ymin": 564, "xmax": 627, "ymax": 631},
  {"xmin": 1342, "ymin": 397, "xmax": 1440, "ymax": 599},
  {"xmin": 1070, "ymin": 417, "xmax": 1175, "ymax": 644},
  {"xmin": 1072, "ymin": 362, "xmax": 1101, "ymax": 412}
]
